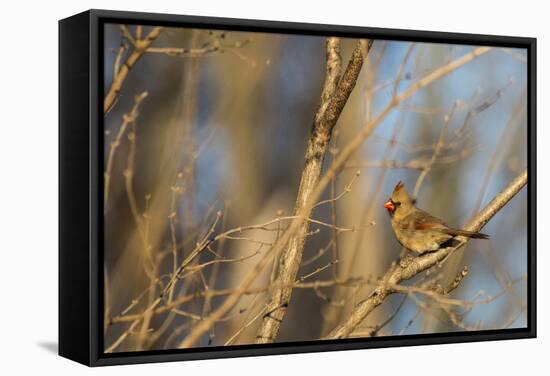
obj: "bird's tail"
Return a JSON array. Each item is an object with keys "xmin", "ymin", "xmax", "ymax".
[{"xmin": 443, "ymin": 228, "xmax": 489, "ymax": 239}]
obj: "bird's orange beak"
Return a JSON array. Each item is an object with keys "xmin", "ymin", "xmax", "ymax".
[{"xmin": 383, "ymin": 199, "xmax": 395, "ymax": 212}]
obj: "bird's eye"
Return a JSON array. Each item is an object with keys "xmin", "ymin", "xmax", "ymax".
[{"xmin": 392, "ymin": 200, "xmax": 401, "ymax": 207}]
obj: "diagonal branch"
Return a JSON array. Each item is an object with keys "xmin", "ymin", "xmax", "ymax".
[
  {"xmin": 104, "ymin": 28, "xmax": 250, "ymax": 115},
  {"xmin": 104, "ymin": 27, "xmax": 163, "ymax": 114},
  {"xmin": 255, "ymin": 38, "xmax": 373, "ymax": 344},
  {"xmin": 326, "ymin": 168, "xmax": 527, "ymax": 339}
]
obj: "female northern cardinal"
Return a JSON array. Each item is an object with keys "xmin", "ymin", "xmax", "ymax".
[{"xmin": 383, "ymin": 181, "xmax": 489, "ymax": 254}]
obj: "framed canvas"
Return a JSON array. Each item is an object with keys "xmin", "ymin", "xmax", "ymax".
[{"xmin": 59, "ymin": 9, "xmax": 536, "ymax": 366}]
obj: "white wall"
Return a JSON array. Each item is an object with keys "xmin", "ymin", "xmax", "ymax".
[{"xmin": 0, "ymin": 0, "xmax": 545, "ymax": 374}]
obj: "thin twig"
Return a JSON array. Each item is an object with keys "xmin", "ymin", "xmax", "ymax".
[{"xmin": 104, "ymin": 92, "xmax": 148, "ymax": 212}]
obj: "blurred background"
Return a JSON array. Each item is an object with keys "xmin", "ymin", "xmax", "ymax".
[{"xmin": 103, "ymin": 23, "xmax": 528, "ymax": 352}]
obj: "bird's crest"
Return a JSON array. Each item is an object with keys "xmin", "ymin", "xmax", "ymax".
[{"xmin": 393, "ymin": 181, "xmax": 405, "ymax": 193}]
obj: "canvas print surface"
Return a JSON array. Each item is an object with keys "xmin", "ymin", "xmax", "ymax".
[{"xmin": 102, "ymin": 23, "xmax": 529, "ymax": 353}]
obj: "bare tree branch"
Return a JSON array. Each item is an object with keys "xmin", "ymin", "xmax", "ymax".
[
  {"xmin": 326, "ymin": 168, "xmax": 527, "ymax": 339},
  {"xmin": 104, "ymin": 27, "xmax": 163, "ymax": 114},
  {"xmin": 104, "ymin": 92, "xmax": 149, "ymax": 212},
  {"xmin": 255, "ymin": 38, "xmax": 373, "ymax": 344},
  {"xmin": 110, "ymin": 277, "xmax": 373, "ymax": 325}
]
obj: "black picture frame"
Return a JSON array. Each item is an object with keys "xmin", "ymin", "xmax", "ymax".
[{"xmin": 59, "ymin": 9, "xmax": 537, "ymax": 367}]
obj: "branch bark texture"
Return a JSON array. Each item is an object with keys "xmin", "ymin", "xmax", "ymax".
[
  {"xmin": 255, "ymin": 38, "xmax": 373, "ymax": 344},
  {"xmin": 326, "ymin": 168, "xmax": 528, "ymax": 339}
]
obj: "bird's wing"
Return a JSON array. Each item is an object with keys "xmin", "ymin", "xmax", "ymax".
[{"xmin": 401, "ymin": 210, "xmax": 448, "ymax": 231}]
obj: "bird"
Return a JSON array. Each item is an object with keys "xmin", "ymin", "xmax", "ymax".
[{"xmin": 383, "ymin": 181, "xmax": 489, "ymax": 254}]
